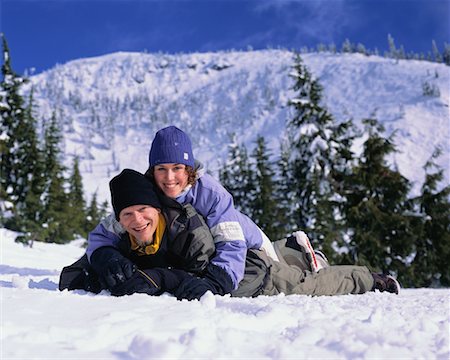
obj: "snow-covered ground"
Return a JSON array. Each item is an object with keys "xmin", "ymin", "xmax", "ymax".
[{"xmin": 1, "ymin": 228, "xmax": 449, "ymax": 359}]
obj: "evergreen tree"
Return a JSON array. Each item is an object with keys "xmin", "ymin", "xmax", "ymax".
[
  {"xmin": 85, "ymin": 191, "xmax": 100, "ymax": 234},
  {"xmin": 249, "ymin": 135, "xmax": 279, "ymax": 240},
  {"xmin": 219, "ymin": 134, "xmax": 254, "ymax": 217},
  {"xmin": 286, "ymin": 53, "xmax": 354, "ymax": 253},
  {"xmin": 99, "ymin": 199, "xmax": 110, "ymax": 219},
  {"xmin": 316, "ymin": 118, "xmax": 359, "ymax": 262},
  {"xmin": 287, "ymin": 53, "xmax": 322, "ymax": 231},
  {"xmin": 0, "ymin": 44, "xmax": 7, "ymax": 221},
  {"xmin": 0, "ymin": 34, "xmax": 45, "ymax": 235},
  {"xmin": 356, "ymin": 43, "xmax": 367, "ymax": 55},
  {"xmin": 442, "ymin": 42, "xmax": 450, "ymax": 66},
  {"xmin": 387, "ymin": 34, "xmax": 398, "ymax": 59},
  {"xmin": 343, "ymin": 118, "xmax": 415, "ymax": 279},
  {"xmin": 19, "ymin": 90, "xmax": 46, "ymax": 239},
  {"xmin": 0, "ymin": 34, "xmax": 28, "ymax": 225},
  {"xmin": 67, "ymin": 156, "xmax": 87, "ymax": 237},
  {"xmin": 341, "ymin": 39, "xmax": 353, "ymax": 53},
  {"xmin": 408, "ymin": 148, "xmax": 450, "ymax": 287},
  {"xmin": 274, "ymin": 139, "xmax": 297, "ymax": 238},
  {"xmin": 40, "ymin": 112, "xmax": 72, "ymax": 243},
  {"xmin": 85, "ymin": 191, "xmax": 110, "ymax": 237},
  {"xmin": 431, "ymin": 40, "xmax": 442, "ymax": 63},
  {"xmin": 397, "ymin": 45, "xmax": 406, "ymax": 60}
]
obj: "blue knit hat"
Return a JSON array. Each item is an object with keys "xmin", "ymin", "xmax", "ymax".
[{"xmin": 149, "ymin": 126, "xmax": 195, "ymax": 167}]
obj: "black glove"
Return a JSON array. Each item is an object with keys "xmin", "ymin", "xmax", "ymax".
[
  {"xmin": 90, "ymin": 247, "xmax": 136, "ymax": 289},
  {"xmin": 174, "ymin": 264, "xmax": 234, "ymax": 301},
  {"xmin": 110, "ymin": 268, "xmax": 191, "ymax": 297},
  {"xmin": 110, "ymin": 269, "xmax": 161, "ymax": 296},
  {"xmin": 156, "ymin": 268, "xmax": 192, "ymax": 293}
]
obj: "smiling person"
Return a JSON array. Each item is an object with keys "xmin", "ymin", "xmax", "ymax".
[
  {"xmin": 86, "ymin": 126, "xmax": 400, "ymax": 299},
  {"xmin": 87, "ymin": 126, "xmax": 283, "ymax": 299},
  {"xmin": 60, "ymin": 168, "xmax": 230, "ymax": 297}
]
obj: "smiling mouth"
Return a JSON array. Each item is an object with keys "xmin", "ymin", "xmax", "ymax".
[{"xmin": 133, "ymin": 223, "xmax": 149, "ymax": 232}]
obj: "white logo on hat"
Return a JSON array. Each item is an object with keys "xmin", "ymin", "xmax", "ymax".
[{"xmin": 184, "ymin": 153, "xmax": 189, "ymax": 160}]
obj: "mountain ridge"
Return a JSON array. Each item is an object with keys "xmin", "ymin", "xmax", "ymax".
[{"xmin": 25, "ymin": 50, "xmax": 449, "ymax": 203}]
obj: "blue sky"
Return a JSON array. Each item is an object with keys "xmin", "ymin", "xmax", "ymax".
[{"xmin": 1, "ymin": 0, "xmax": 449, "ymax": 74}]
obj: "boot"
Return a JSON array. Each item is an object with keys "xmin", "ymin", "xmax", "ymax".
[
  {"xmin": 286, "ymin": 231, "xmax": 329, "ymax": 272},
  {"xmin": 371, "ymin": 273, "xmax": 401, "ymax": 294}
]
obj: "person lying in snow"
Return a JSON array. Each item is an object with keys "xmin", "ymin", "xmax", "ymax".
[
  {"xmin": 60, "ymin": 168, "xmax": 400, "ymax": 298},
  {"xmin": 60, "ymin": 168, "xmax": 218, "ymax": 296}
]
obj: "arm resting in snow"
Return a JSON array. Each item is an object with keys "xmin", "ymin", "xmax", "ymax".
[
  {"xmin": 209, "ymin": 240, "xmax": 247, "ymax": 290},
  {"xmin": 110, "ymin": 268, "xmax": 192, "ymax": 297},
  {"xmin": 174, "ymin": 263, "xmax": 234, "ymax": 300},
  {"xmin": 90, "ymin": 246, "xmax": 136, "ymax": 289}
]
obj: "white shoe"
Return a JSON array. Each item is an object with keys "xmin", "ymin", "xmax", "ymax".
[
  {"xmin": 293, "ymin": 231, "xmax": 325, "ymax": 272},
  {"xmin": 314, "ymin": 250, "xmax": 330, "ymax": 269}
]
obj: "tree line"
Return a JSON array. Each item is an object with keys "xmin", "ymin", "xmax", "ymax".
[
  {"xmin": 0, "ymin": 35, "xmax": 108, "ymax": 245},
  {"xmin": 220, "ymin": 53, "xmax": 450, "ymax": 288},
  {"xmin": 298, "ymin": 34, "xmax": 450, "ymax": 66}
]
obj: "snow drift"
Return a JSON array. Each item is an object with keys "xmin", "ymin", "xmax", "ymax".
[{"xmin": 1, "ymin": 228, "xmax": 449, "ymax": 359}]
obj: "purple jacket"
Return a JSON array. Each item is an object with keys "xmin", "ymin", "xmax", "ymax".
[{"xmin": 87, "ymin": 168, "xmax": 265, "ymax": 289}]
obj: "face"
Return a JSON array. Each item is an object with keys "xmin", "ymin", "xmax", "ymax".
[
  {"xmin": 153, "ymin": 163, "xmax": 189, "ymax": 198},
  {"xmin": 119, "ymin": 205, "xmax": 160, "ymax": 246}
]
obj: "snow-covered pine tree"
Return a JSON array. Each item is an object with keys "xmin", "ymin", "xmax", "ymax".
[
  {"xmin": 40, "ymin": 112, "xmax": 72, "ymax": 243},
  {"xmin": 442, "ymin": 42, "xmax": 450, "ymax": 66},
  {"xmin": 1, "ymin": 34, "xmax": 27, "ymax": 216},
  {"xmin": 315, "ymin": 118, "xmax": 359, "ymax": 262},
  {"xmin": 286, "ymin": 53, "xmax": 352, "ymax": 252},
  {"xmin": 343, "ymin": 118, "xmax": 415, "ymax": 279},
  {"xmin": 85, "ymin": 191, "xmax": 101, "ymax": 235},
  {"xmin": 249, "ymin": 135, "xmax": 279, "ymax": 241},
  {"xmin": 341, "ymin": 39, "xmax": 353, "ymax": 53},
  {"xmin": 431, "ymin": 40, "xmax": 442, "ymax": 63},
  {"xmin": 274, "ymin": 138, "xmax": 297, "ymax": 238},
  {"xmin": 219, "ymin": 133, "xmax": 254, "ymax": 217},
  {"xmin": 0, "ymin": 35, "xmax": 44, "ymax": 234},
  {"xmin": 408, "ymin": 147, "xmax": 450, "ymax": 287},
  {"xmin": 67, "ymin": 156, "xmax": 87, "ymax": 238},
  {"xmin": 19, "ymin": 90, "xmax": 46, "ymax": 239},
  {"xmin": 387, "ymin": 34, "xmax": 398, "ymax": 59}
]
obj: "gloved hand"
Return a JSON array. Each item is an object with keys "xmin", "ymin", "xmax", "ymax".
[
  {"xmin": 174, "ymin": 263, "xmax": 234, "ymax": 301},
  {"xmin": 90, "ymin": 247, "xmax": 136, "ymax": 289},
  {"xmin": 110, "ymin": 269, "xmax": 161, "ymax": 296},
  {"xmin": 110, "ymin": 268, "xmax": 191, "ymax": 297}
]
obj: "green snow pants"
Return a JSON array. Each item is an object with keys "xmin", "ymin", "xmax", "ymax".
[{"xmin": 233, "ymin": 249, "xmax": 374, "ymax": 297}]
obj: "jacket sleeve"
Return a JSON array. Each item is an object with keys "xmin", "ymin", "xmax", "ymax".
[
  {"xmin": 86, "ymin": 213, "xmax": 124, "ymax": 261},
  {"xmin": 210, "ymin": 240, "xmax": 247, "ymax": 290},
  {"xmin": 192, "ymin": 181, "xmax": 248, "ymax": 290}
]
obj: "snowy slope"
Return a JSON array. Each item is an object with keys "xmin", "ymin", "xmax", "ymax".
[
  {"xmin": 26, "ymin": 50, "xmax": 450, "ymax": 205},
  {"xmin": 1, "ymin": 228, "xmax": 449, "ymax": 359}
]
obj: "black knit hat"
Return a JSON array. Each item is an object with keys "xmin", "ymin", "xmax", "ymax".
[{"xmin": 109, "ymin": 169, "xmax": 161, "ymax": 220}]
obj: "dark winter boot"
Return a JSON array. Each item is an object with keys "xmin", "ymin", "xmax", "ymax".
[{"xmin": 371, "ymin": 273, "xmax": 401, "ymax": 294}]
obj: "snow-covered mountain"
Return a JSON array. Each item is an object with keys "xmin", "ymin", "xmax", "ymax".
[{"xmin": 26, "ymin": 50, "xmax": 449, "ymax": 204}]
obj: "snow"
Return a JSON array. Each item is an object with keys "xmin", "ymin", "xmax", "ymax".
[{"xmin": 1, "ymin": 228, "xmax": 449, "ymax": 359}]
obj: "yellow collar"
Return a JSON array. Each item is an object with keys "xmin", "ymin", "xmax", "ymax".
[{"xmin": 129, "ymin": 213, "xmax": 166, "ymax": 255}]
